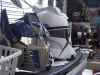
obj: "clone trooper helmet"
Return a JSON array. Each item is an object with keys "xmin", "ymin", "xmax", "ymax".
[{"xmin": 36, "ymin": 6, "xmax": 76, "ymax": 59}]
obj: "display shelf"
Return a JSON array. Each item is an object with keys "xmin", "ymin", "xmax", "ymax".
[{"xmin": 67, "ymin": 55, "xmax": 87, "ymax": 75}]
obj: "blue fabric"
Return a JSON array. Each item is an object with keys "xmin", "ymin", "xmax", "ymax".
[
  {"xmin": 31, "ymin": 22, "xmax": 41, "ymax": 28},
  {"xmin": 42, "ymin": 25, "xmax": 50, "ymax": 37},
  {"xmin": 12, "ymin": 20, "xmax": 34, "ymax": 37},
  {"xmin": 0, "ymin": 39, "xmax": 8, "ymax": 46},
  {"xmin": 1, "ymin": 9, "xmax": 14, "ymax": 38},
  {"xmin": 1, "ymin": 9, "xmax": 9, "ymax": 34},
  {"xmin": 92, "ymin": 16, "xmax": 100, "ymax": 25},
  {"xmin": 29, "ymin": 50, "xmax": 40, "ymax": 68}
]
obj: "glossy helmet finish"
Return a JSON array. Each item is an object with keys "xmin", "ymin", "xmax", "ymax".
[{"xmin": 36, "ymin": 6, "xmax": 76, "ymax": 59}]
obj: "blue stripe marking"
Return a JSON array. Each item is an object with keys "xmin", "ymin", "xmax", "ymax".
[{"xmin": 29, "ymin": 50, "xmax": 40, "ymax": 68}]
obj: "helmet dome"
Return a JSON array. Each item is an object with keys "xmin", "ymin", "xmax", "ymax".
[{"xmin": 37, "ymin": 6, "xmax": 69, "ymax": 27}]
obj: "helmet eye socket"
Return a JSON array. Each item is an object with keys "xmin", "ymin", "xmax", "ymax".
[{"xmin": 48, "ymin": 27, "xmax": 70, "ymax": 40}]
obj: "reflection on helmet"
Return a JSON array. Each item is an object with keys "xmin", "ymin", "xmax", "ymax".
[{"xmin": 37, "ymin": 6, "xmax": 76, "ymax": 59}]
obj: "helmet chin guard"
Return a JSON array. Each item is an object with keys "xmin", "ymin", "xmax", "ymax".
[{"xmin": 47, "ymin": 27, "xmax": 76, "ymax": 59}]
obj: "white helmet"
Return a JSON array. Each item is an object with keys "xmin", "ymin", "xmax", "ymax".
[
  {"xmin": 36, "ymin": 6, "xmax": 68, "ymax": 27},
  {"xmin": 36, "ymin": 6, "xmax": 76, "ymax": 59}
]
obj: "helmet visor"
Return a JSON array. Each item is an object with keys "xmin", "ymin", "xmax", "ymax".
[{"xmin": 47, "ymin": 26, "xmax": 70, "ymax": 40}]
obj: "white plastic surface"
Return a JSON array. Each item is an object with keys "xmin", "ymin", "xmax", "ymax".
[
  {"xmin": 48, "ymin": 37, "xmax": 76, "ymax": 59},
  {"xmin": 37, "ymin": 6, "xmax": 69, "ymax": 27},
  {"xmin": 67, "ymin": 55, "xmax": 87, "ymax": 75},
  {"xmin": 0, "ymin": 45, "xmax": 22, "ymax": 75}
]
